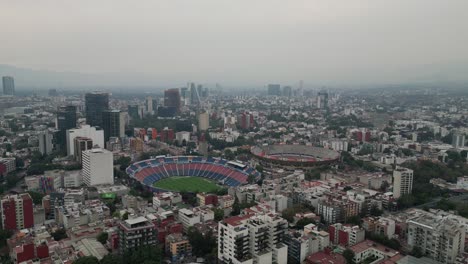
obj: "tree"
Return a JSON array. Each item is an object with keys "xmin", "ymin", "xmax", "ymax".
[
  {"xmin": 122, "ymin": 245, "xmax": 162, "ymax": 264},
  {"xmin": 27, "ymin": 191, "xmax": 45, "ymax": 205},
  {"xmin": 97, "ymin": 232, "xmax": 108, "ymax": 245},
  {"xmin": 51, "ymin": 228, "xmax": 68, "ymax": 241},
  {"xmin": 0, "ymin": 229, "xmax": 13, "ymax": 248},
  {"xmin": 342, "ymin": 248, "xmax": 355, "ymax": 264},
  {"xmin": 187, "ymin": 228, "xmax": 217, "ymax": 257},
  {"xmin": 370, "ymin": 205, "xmax": 383, "ymax": 217},
  {"xmin": 295, "ymin": 218, "xmax": 315, "ymax": 229},
  {"xmin": 410, "ymin": 246, "xmax": 424, "ymax": 258},
  {"xmin": 100, "ymin": 254, "xmax": 123, "ymax": 264},
  {"xmin": 247, "ymin": 174, "xmax": 257, "ymax": 184},
  {"xmin": 73, "ymin": 256, "xmax": 99, "ymax": 264},
  {"xmin": 122, "ymin": 212, "xmax": 129, "ymax": 220},
  {"xmin": 232, "ymin": 195, "xmax": 241, "ymax": 216},
  {"xmin": 213, "ymin": 208, "xmax": 224, "ymax": 221}
]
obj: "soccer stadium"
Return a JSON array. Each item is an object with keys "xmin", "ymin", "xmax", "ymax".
[
  {"xmin": 251, "ymin": 144, "xmax": 340, "ymax": 167},
  {"xmin": 126, "ymin": 156, "xmax": 261, "ymax": 192}
]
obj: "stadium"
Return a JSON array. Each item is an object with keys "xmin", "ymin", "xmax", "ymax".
[
  {"xmin": 251, "ymin": 144, "xmax": 340, "ymax": 167},
  {"xmin": 126, "ymin": 156, "xmax": 261, "ymax": 192}
]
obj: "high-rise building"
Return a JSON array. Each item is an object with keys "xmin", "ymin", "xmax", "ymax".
[
  {"xmin": 118, "ymin": 216, "xmax": 157, "ymax": 253},
  {"xmin": 127, "ymin": 104, "xmax": 140, "ymax": 119},
  {"xmin": 198, "ymin": 111, "xmax": 209, "ymax": 131},
  {"xmin": 392, "ymin": 167, "xmax": 413, "ymax": 199},
  {"xmin": 1, "ymin": 193, "xmax": 34, "ymax": 230},
  {"xmin": 282, "ymin": 86, "xmax": 292, "ymax": 97},
  {"xmin": 66, "ymin": 125, "xmax": 104, "ymax": 157},
  {"xmin": 317, "ymin": 91, "xmax": 329, "ymax": 109},
  {"xmin": 240, "ymin": 112, "xmax": 255, "ymax": 130},
  {"xmin": 38, "ymin": 130, "xmax": 54, "ymax": 155},
  {"xmin": 85, "ymin": 92, "xmax": 109, "ymax": 127},
  {"xmin": 56, "ymin": 105, "xmax": 77, "ymax": 151},
  {"xmin": 218, "ymin": 209, "xmax": 288, "ymax": 264},
  {"xmin": 102, "ymin": 110, "xmax": 125, "ymax": 141},
  {"xmin": 2, "ymin": 76, "xmax": 15, "ymax": 95},
  {"xmin": 145, "ymin": 96, "xmax": 153, "ymax": 115},
  {"xmin": 164, "ymin": 88, "xmax": 181, "ymax": 113},
  {"xmin": 267, "ymin": 84, "xmax": 281, "ymax": 96},
  {"xmin": 407, "ymin": 210, "xmax": 466, "ymax": 264},
  {"xmin": 452, "ymin": 133, "xmax": 466, "ymax": 149},
  {"xmin": 81, "ymin": 148, "xmax": 113, "ymax": 186},
  {"xmin": 74, "ymin": 137, "xmax": 93, "ymax": 163},
  {"xmin": 190, "ymin": 83, "xmax": 200, "ymax": 105}
]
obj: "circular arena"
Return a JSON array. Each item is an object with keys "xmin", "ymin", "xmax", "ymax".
[
  {"xmin": 251, "ymin": 144, "xmax": 340, "ymax": 167},
  {"xmin": 126, "ymin": 156, "xmax": 260, "ymax": 192}
]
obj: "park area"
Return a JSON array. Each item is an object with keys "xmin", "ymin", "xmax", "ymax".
[{"xmin": 153, "ymin": 176, "xmax": 220, "ymax": 193}]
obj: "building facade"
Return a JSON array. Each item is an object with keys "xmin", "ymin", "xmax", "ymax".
[{"xmin": 81, "ymin": 148, "xmax": 114, "ymax": 186}]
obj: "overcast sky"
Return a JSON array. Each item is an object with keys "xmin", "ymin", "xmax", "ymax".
[{"xmin": 1, "ymin": 0, "xmax": 468, "ymax": 87}]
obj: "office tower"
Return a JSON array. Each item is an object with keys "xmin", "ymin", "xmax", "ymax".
[
  {"xmin": 102, "ymin": 110, "xmax": 125, "ymax": 141},
  {"xmin": 38, "ymin": 130, "xmax": 54, "ymax": 155},
  {"xmin": 282, "ymin": 86, "xmax": 292, "ymax": 97},
  {"xmin": 74, "ymin": 137, "xmax": 93, "ymax": 163},
  {"xmin": 190, "ymin": 83, "xmax": 200, "ymax": 105},
  {"xmin": 164, "ymin": 88, "xmax": 181, "ymax": 113},
  {"xmin": 119, "ymin": 217, "xmax": 157, "ymax": 253},
  {"xmin": 2, "ymin": 76, "xmax": 15, "ymax": 95},
  {"xmin": 85, "ymin": 92, "xmax": 109, "ymax": 127},
  {"xmin": 267, "ymin": 84, "xmax": 281, "ymax": 96},
  {"xmin": 452, "ymin": 133, "xmax": 466, "ymax": 149},
  {"xmin": 218, "ymin": 212, "xmax": 288, "ymax": 264},
  {"xmin": 407, "ymin": 211, "xmax": 465, "ymax": 264},
  {"xmin": 1, "ymin": 193, "xmax": 34, "ymax": 230},
  {"xmin": 56, "ymin": 105, "xmax": 77, "ymax": 151},
  {"xmin": 66, "ymin": 125, "xmax": 104, "ymax": 157},
  {"xmin": 317, "ymin": 91, "xmax": 329, "ymax": 109},
  {"xmin": 240, "ymin": 112, "xmax": 255, "ymax": 130},
  {"xmin": 392, "ymin": 167, "xmax": 413, "ymax": 198},
  {"xmin": 198, "ymin": 111, "xmax": 209, "ymax": 131},
  {"xmin": 145, "ymin": 96, "xmax": 153, "ymax": 115},
  {"xmin": 81, "ymin": 148, "xmax": 113, "ymax": 186},
  {"xmin": 128, "ymin": 104, "xmax": 140, "ymax": 119}
]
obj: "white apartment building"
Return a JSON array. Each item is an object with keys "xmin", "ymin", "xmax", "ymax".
[
  {"xmin": 178, "ymin": 207, "xmax": 214, "ymax": 231},
  {"xmin": 218, "ymin": 212, "xmax": 288, "ymax": 264},
  {"xmin": 392, "ymin": 167, "xmax": 413, "ymax": 199},
  {"xmin": 66, "ymin": 125, "xmax": 104, "ymax": 157},
  {"xmin": 407, "ymin": 212, "xmax": 466, "ymax": 264},
  {"xmin": 81, "ymin": 148, "xmax": 113, "ymax": 186}
]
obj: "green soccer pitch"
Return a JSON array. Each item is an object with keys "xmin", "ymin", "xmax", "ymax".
[{"xmin": 153, "ymin": 176, "xmax": 220, "ymax": 193}]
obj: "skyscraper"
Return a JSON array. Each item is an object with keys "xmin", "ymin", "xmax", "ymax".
[
  {"xmin": 392, "ymin": 167, "xmax": 413, "ymax": 198},
  {"xmin": 102, "ymin": 110, "xmax": 125, "ymax": 141},
  {"xmin": 164, "ymin": 88, "xmax": 181, "ymax": 113},
  {"xmin": 145, "ymin": 96, "xmax": 153, "ymax": 115},
  {"xmin": 190, "ymin": 83, "xmax": 200, "ymax": 105},
  {"xmin": 2, "ymin": 76, "xmax": 15, "ymax": 96},
  {"xmin": 81, "ymin": 148, "xmax": 114, "ymax": 186},
  {"xmin": 85, "ymin": 92, "xmax": 109, "ymax": 127},
  {"xmin": 56, "ymin": 105, "xmax": 77, "ymax": 152},
  {"xmin": 1, "ymin": 193, "xmax": 34, "ymax": 230},
  {"xmin": 198, "ymin": 111, "xmax": 209, "ymax": 131},
  {"xmin": 317, "ymin": 91, "xmax": 329, "ymax": 109},
  {"xmin": 38, "ymin": 130, "xmax": 54, "ymax": 155},
  {"xmin": 267, "ymin": 84, "xmax": 281, "ymax": 96},
  {"xmin": 452, "ymin": 132, "xmax": 466, "ymax": 149}
]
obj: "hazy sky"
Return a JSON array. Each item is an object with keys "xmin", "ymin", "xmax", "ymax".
[{"xmin": 1, "ymin": 0, "xmax": 468, "ymax": 87}]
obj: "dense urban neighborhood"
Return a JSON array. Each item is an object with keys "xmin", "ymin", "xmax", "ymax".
[{"xmin": 0, "ymin": 79, "xmax": 467, "ymax": 264}]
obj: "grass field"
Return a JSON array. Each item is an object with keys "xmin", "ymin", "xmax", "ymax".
[{"xmin": 153, "ymin": 176, "xmax": 220, "ymax": 193}]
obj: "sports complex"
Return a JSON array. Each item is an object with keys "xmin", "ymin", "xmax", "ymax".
[
  {"xmin": 126, "ymin": 156, "xmax": 261, "ymax": 192},
  {"xmin": 251, "ymin": 144, "xmax": 340, "ymax": 167}
]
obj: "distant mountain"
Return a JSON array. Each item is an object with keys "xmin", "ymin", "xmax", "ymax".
[{"xmin": 0, "ymin": 64, "xmax": 172, "ymax": 90}]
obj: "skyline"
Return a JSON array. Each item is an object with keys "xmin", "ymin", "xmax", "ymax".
[{"xmin": 1, "ymin": 0, "xmax": 468, "ymax": 88}]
